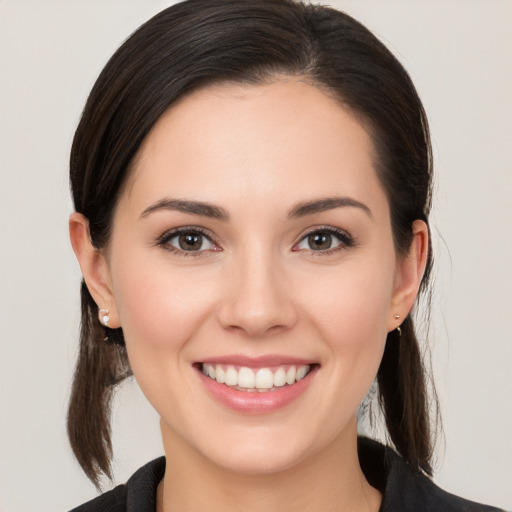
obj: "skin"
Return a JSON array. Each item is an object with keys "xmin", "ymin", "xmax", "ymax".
[{"xmin": 70, "ymin": 80, "xmax": 428, "ymax": 512}]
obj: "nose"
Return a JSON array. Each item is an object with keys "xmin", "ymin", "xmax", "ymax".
[{"xmin": 217, "ymin": 250, "xmax": 298, "ymax": 338}]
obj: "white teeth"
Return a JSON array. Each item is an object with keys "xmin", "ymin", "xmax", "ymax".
[
  {"xmin": 273, "ymin": 367, "xmax": 286, "ymax": 387},
  {"xmin": 215, "ymin": 365, "xmax": 225, "ymax": 384},
  {"xmin": 225, "ymin": 366, "xmax": 238, "ymax": 386},
  {"xmin": 202, "ymin": 363, "xmax": 312, "ymax": 391},
  {"xmin": 238, "ymin": 367, "xmax": 255, "ymax": 388},
  {"xmin": 255, "ymin": 368, "xmax": 274, "ymax": 389},
  {"xmin": 296, "ymin": 365, "xmax": 309, "ymax": 381},
  {"xmin": 286, "ymin": 366, "xmax": 296, "ymax": 385}
]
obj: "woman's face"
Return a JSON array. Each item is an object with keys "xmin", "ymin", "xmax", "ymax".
[{"xmin": 102, "ymin": 81, "xmax": 419, "ymax": 474}]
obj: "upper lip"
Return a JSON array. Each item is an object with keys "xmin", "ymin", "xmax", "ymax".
[{"xmin": 198, "ymin": 355, "xmax": 317, "ymax": 368}]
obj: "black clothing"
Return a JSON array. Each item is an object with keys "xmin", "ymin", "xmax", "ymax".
[{"xmin": 70, "ymin": 438, "xmax": 505, "ymax": 511}]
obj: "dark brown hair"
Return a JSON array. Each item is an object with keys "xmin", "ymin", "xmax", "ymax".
[{"xmin": 68, "ymin": 0, "xmax": 436, "ymax": 487}]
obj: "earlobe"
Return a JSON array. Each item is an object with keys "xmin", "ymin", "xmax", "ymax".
[
  {"xmin": 388, "ymin": 220, "xmax": 429, "ymax": 331},
  {"xmin": 69, "ymin": 212, "xmax": 121, "ymax": 328}
]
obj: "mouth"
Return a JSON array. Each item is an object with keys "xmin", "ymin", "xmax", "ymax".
[
  {"xmin": 194, "ymin": 359, "xmax": 319, "ymax": 413},
  {"xmin": 199, "ymin": 362, "xmax": 315, "ymax": 392}
]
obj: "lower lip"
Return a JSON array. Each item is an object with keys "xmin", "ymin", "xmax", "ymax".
[{"xmin": 197, "ymin": 366, "xmax": 318, "ymax": 414}]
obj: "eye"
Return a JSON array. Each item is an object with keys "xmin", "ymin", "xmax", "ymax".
[
  {"xmin": 158, "ymin": 228, "xmax": 219, "ymax": 255},
  {"xmin": 294, "ymin": 227, "xmax": 353, "ymax": 253}
]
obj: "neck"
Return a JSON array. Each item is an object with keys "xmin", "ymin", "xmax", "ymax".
[{"xmin": 157, "ymin": 421, "xmax": 381, "ymax": 512}]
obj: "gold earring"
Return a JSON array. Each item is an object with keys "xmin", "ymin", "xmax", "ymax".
[{"xmin": 393, "ymin": 314, "xmax": 402, "ymax": 335}]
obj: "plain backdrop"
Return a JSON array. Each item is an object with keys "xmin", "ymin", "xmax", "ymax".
[{"xmin": 1, "ymin": 1, "xmax": 511, "ymax": 510}]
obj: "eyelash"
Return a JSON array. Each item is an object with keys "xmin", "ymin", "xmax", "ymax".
[
  {"xmin": 293, "ymin": 226, "xmax": 355, "ymax": 255},
  {"xmin": 156, "ymin": 226, "xmax": 220, "ymax": 257},
  {"xmin": 155, "ymin": 225, "xmax": 355, "ymax": 257}
]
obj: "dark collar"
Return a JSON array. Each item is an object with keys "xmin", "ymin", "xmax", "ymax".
[
  {"xmin": 357, "ymin": 437, "xmax": 503, "ymax": 512},
  {"xmin": 71, "ymin": 437, "xmax": 504, "ymax": 511}
]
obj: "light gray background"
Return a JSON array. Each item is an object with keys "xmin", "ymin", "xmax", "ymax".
[{"xmin": 1, "ymin": 1, "xmax": 511, "ymax": 510}]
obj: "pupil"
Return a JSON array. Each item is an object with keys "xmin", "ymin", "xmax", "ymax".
[
  {"xmin": 309, "ymin": 233, "xmax": 331, "ymax": 250},
  {"xmin": 179, "ymin": 233, "xmax": 202, "ymax": 251}
]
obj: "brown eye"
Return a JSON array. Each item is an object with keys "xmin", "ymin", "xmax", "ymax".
[
  {"xmin": 162, "ymin": 230, "xmax": 216, "ymax": 253},
  {"xmin": 295, "ymin": 228, "xmax": 352, "ymax": 253},
  {"xmin": 178, "ymin": 233, "xmax": 204, "ymax": 251},
  {"xmin": 308, "ymin": 233, "xmax": 333, "ymax": 251}
]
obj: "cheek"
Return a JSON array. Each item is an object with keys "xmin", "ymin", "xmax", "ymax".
[
  {"xmin": 305, "ymin": 256, "xmax": 395, "ymax": 341},
  {"xmin": 109, "ymin": 255, "xmax": 224, "ymax": 427},
  {"xmin": 109, "ymin": 252, "xmax": 219, "ymax": 366},
  {"xmin": 300, "ymin": 251, "xmax": 395, "ymax": 388}
]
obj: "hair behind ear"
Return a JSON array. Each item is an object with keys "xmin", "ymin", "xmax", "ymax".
[
  {"xmin": 67, "ymin": 281, "xmax": 131, "ymax": 488},
  {"xmin": 377, "ymin": 316, "xmax": 433, "ymax": 475}
]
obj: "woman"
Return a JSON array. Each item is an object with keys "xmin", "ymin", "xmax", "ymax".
[{"xmin": 67, "ymin": 0, "xmax": 504, "ymax": 510}]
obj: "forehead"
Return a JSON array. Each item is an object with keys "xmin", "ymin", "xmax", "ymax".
[{"xmin": 120, "ymin": 80, "xmax": 385, "ymax": 217}]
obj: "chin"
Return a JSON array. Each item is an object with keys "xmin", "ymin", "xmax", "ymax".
[
  {"xmin": 188, "ymin": 418, "xmax": 345, "ymax": 477},
  {"xmin": 205, "ymin": 440, "xmax": 308, "ymax": 476}
]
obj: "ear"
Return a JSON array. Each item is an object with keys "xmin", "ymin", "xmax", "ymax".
[
  {"xmin": 69, "ymin": 212, "xmax": 121, "ymax": 328},
  {"xmin": 388, "ymin": 220, "xmax": 429, "ymax": 332}
]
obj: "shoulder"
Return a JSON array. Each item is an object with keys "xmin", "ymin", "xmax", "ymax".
[
  {"xmin": 358, "ymin": 437, "xmax": 505, "ymax": 512},
  {"xmin": 69, "ymin": 457, "xmax": 166, "ymax": 512},
  {"xmin": 69, "ymin": 484, "xmax": 127, "ymax": 512}
]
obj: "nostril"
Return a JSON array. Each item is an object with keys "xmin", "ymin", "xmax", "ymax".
[{"xmin": 217, "ymin": 300, "xmax": 298, "ymax": 338}]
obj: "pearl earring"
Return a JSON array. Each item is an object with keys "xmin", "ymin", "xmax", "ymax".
[{"xmin": 99, "ymin": 309, "xmax": 110, "ymax": 327}]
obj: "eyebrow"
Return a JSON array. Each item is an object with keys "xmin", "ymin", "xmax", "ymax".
[
  {"xmin": 140, "ymin": 198, "xmax": 230, "ymax": 221},
  {"xmin": 140, "ymin": 196, "xmax": 372, "ymax": 222},
  {"xmin": 287, "ymin": 197, "xmax": 372, "ymax": 219}
]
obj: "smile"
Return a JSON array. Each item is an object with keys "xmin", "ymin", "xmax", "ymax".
[
  {"xmin": 197, "ymin": 359, "xmax": 319, "ymax": 414},
  {"xmin": 201, "ymin": 363, "xmax": 312, "ymax": 392}
]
